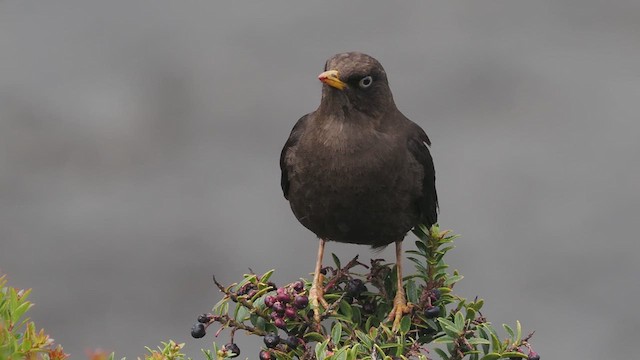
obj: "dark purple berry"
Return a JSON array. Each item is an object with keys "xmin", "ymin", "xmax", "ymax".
[
  {"xmin": 264, "ymin": 295, "xmax": 276, "ymax": 308},
  {"xmin": 276, "ymin": 287, "xmax": 286, "ymax": 295},
  {"xmin": 284, "ymin": 307, "xmax": 297, "ymax": 319},
  {"xmin": 285, "ymin": 335, "xmax": 299, "ymax": 348},
  {"xmin": 223, "ymin": 343, "xmax": 240, "ymax": 358},
  {"xmin": 292, "ymin": 281, "xmax": 304, "ymax": 292},
  {"xmin": 294, "ymin": 295, "xmax": 309, "ymax": 309},
  {"xmin": 362, "ymin": 301, "xmax": 376, "ymax": 314},
  {"xmin": 424, "ymin": 305, "xmax": 440, "ymax": 319},
  {"xmin": 274, "ymin": 317, "xmax": 286, "ymax": 329},
  {"xmin": 191, "ymin": 323, "xmax": 206, "ymax": 338},
  {"xmin": 263, "ymin": 332, "xmax": 280, "ymax": 348},
  {"xmin": 270, "ymin": 311, "xmax": 282, "ymax": 320},
  {"xmin": 277, "ymin": 292, "xmax": 291, "ymax": 303},
  {"xmin": 528, "ymin": 351, "xmax": 540, "ymax": 360},
  {"xmin": 345, "ymin": 279, "xmax": 367, "ymax": 297},
  {"xmin": 272, "ymin": 301, "xmax": 286, "ymax": 314},
  {"xmin": 430, "ymin": 288, "xmax": 442, "ymax": 301},
  {"xmin": 197, "ymin": 313, "xmax": 210, "ymax": 324},
  {"xmin": 259, "ymin": 350, "xmax": 272, "ymax": 360}
]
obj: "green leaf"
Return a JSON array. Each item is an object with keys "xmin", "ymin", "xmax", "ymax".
[
  {"xmin": 331, "ymin": 322, "xmax": 343, "ymax": 345},
  {"xmin": 406, "ymin": 279, "xmax": 418, "ymax": 304},
  {"xmin": 516, "ymin": 320, "xmax": 522, "ymax": 343},
  {"xmin": 444, "ymin": 274, "xmax": 464, "ymax": 286},
  {"xmin": 255, "ymin": 316, "xmax": 266, "ymax": 332},
  {"xmin": 465, "ymin": 308, "xmax": 477, "ymax": 323},
  {"xmin": 467, "ymin": 338, "xmax": 491, "ymax": 345},
  {"xmin": 490, "ymin": 332, "xmax": 502, "ymax": 353},
  {"xmin": 212, "ymin": 297, "xmax": 228, "ymax": 315},
  {"xmin": 437, "ymin": 318, "xmax": 458, "ymax": 332},
  {"xmin": 354, "ymin": 330, "xmax": 372, "ymax": 349},
  {"xmin": 304, "ymin": 332, "xmax": 327, "ymax": 343},
  {"xmin": 503, "ymin": 352, "xmax": 527, "ymax": 359},
  {"xmin": 347, "ymin": 344, "xmax": 360, "ymax": 360},
  {"xmin": 454, "ymin": 311, "xmax": 465, "ymax": 331},
  {"xmin": 479, "ymin": 353, "xmax": 502, "ymax": 360},
  {"xmin": 351, "ymin": 305, "xmax": 362, "ymax": 325},
  {"xmin": 234, "ymin": 304, "xmax": 249, "ymax": 322},
  {"xmin": 259, "ymin": 269, "xmax": 275, "ymax": 284},
  {"xmin": 399, "ymin": 315, "xmax": 411, "ymax": 334},
  {"xmin": 332, "ymin": 253, "xmax": 341, "ymax": 269},
  {"xmin": 478, "ymin": 327, "xmax": 490, "ymax": 354},
  {"xmin": 339, "ymin": 299, "xmax": 353, "ymax": 319},
  {"xmin": 12, "ymin": 302, "xmax": 33, "ymax": 323},
  {"xmin": 315, "ymin": 340, "xmax": 329, "ymax": 360},
  {"xmin": 415, "ymin": 240, "xmax": 428, "ymax": 255},
  {"xmin": 471, "ymin": 299, "xmax": 484, "ymax": 311},
  {"xmin": 433, "ymin": 335, "xmax": 455, "ymax": 344},
  {"xmin": 333, "ymin": 347, "xmax": 348, "ymax": 360},
  {"xmin": 503, "ymin": 324, "xmax": 514, "ymax": 339}
]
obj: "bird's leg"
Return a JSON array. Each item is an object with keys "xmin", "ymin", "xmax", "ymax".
[
  {"xmin": 389, "ymin": 240, "xmax": 411, "ymax": 331},
  {"xmin": 310, "ymin": 238, "xmax": 329, "ymax": 323}
]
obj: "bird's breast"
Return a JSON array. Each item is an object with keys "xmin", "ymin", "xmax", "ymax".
[{"xmin": 287, "ymin": 125, "xmax": 421, "ymax": 246}]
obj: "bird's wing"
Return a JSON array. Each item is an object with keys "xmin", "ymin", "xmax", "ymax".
[
  {"xmin": 280, "ymin": 114, "xmax": 310, "ymax": 199},
  {"xmin": 407, "ymin": 123, "xmax": 439, "ymax": 227}
]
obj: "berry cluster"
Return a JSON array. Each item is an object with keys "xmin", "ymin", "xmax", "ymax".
[
  {"xmin": 190, "ymin": 313, "xmax": 211, "ymax": 339},
  {"xmin": 263, "ymin": 281, "xmax": 308, "ymax": 329},
  {"xmin": 259, "ymin": 332, "xmax": 300, "ymax": 360}
]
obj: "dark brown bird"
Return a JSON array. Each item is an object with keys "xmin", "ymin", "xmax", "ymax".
[{"xmin": 280, "ymin": 52, "xmax": 437, "ymax": 329}]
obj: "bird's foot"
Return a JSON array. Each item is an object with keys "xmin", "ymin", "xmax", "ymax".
[
  {"xmin": 388, "ymin": 291, "xmax": 412, "ymax": 332},
  {"xmin": 310, "ymin": 277, "xmax": 329, "ymax": 323}
]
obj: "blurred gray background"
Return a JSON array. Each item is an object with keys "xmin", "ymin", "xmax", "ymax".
[{"xmin": 1, "ymin": 1, "xmax": 639, "ymax": 359}]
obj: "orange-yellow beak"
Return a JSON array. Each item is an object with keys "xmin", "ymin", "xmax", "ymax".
[{"xmin": 318, "ymin": 70, "xmax": 346, "ymax": 90}]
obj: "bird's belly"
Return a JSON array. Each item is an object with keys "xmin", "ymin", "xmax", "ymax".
[{"xmin": 288, "ymin": 154, "xmax": 420, "ymax": 247}]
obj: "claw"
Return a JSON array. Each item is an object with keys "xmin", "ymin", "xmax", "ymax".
[
  {"xmin": 310, "ymin": 273, "xmax": 329, "ymax": 322},
  {"xmin": 389, "ymin": 290, "xmax": 412, "ymax": 331}
]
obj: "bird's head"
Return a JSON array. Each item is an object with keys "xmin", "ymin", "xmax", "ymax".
[{"xmin": 318, "ymin": 52, "xmax": 396, "ymax": 118}]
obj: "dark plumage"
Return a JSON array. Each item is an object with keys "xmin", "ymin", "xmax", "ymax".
[{"xmin": 279, "ymin": 52, "xmax": 438, "ymax": 328}]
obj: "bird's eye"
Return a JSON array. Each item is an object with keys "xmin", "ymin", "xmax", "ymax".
[{"xmin": 358, "ymin": 76, "xmax": 373, "ymax": 88}]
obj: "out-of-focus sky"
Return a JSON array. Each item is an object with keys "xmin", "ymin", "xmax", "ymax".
[{"xmin": 1, "ymin": 1, "xmax": 639, "ymax": 358}]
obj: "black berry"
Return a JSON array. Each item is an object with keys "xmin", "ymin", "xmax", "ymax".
[
  {"xmin": 424, "ymin": 305, "xmax": 440, "ymax": 319},
  {"xmin": 259, "ymin": 350, "xmax": 272, "ymax": 360},
  {"xmin": 528, "ymin": 351, "xmax": 540, "ymax": 360},
  {"xmin": 345, "ymin": 279, "xmax": 367, "ymax": 297},
  {"xmin": 197, "ymin": 313, "xmax": 210, "ymax": 324},
  {"xmin": 191, "ymin": 323, "xmax": 206, "ymax": 338},
  {"xmin": 362, "ymin": 301, "xmax": 376, "ymax": 314},
  {"xmin": 223, "ymin": 343, "xmax": 240, "ymax": 358},
  {"xmin": 285, "ymin": 335, "xmax": 299, "ymax": 348},
  {"xmin": 294, "ymin": 295, "xmax": 308, "ymax": 309},
  {"xmin": 263, "ymin": 332, "xmax": 280, "ymax": 348}
]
